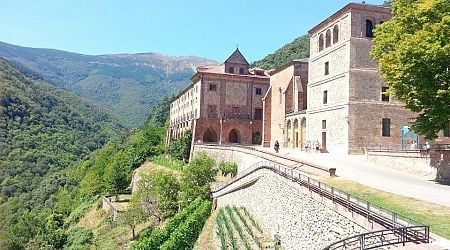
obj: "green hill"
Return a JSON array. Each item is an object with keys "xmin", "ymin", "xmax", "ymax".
[
  {"xmin": 252, "ymin": 34, "xmax": 310, "ymax": 70},
  {"xmin": 0, "ymin": 41, "xmax": 217, "ymax": 128},
  {"xmin": 0, "ymin": 58, "xmax": 125, "ymax": 200}
]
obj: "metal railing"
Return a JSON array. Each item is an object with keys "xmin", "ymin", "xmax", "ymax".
[
  {"xmin": 212, "ymin": 161, "xmax": 430, "ymax": 249},
  {"xmin": 323, "ymin": 226, "xmax": 429, "ymax": 250}
]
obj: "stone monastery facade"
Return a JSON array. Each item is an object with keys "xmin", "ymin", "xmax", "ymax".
[
  {"xmin": 167, "ymin": 3, "xmax": 450, "ymax": 154},
  {"xmin": 167, "ymin": 49, "xmax": 269, "ymax": 145}
]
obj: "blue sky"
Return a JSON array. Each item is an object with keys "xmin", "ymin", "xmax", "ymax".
[{"xmin": 0, "ymin": 0, "xmax": 384, "ymax": 62}]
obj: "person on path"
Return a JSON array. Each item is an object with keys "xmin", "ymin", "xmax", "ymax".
[{"xmin": 274, "ymin": 140, "xmax": 280, "ymax": 153}]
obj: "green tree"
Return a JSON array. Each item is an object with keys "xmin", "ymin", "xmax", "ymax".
[
  {"xmin": 372, "ymin": 0, "xmax": 450, "ymax": 138},
  {"xmin": 104, "ymin": 152, "xmax": 132, "ymax": 200},
  {"xmin": 2, "ymin": 210, "xmax": 44, "ymax": 250},
  {"xmin": 169, "ymin": 130, "xmax": 192, "ymax": 162},
  {"xmin": 134, "ymin": 171, "xmax": 180, "ymax": 221},
  {"xmin": 117, "ymin": 204, "xmax": 148, "ymax": 239},
  {"xmin": 178, "ymin": 153, "xmax": 216, "ymax": 208}
]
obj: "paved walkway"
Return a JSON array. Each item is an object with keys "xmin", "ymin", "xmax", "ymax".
[{"xmin": 258, "ymin": 147, "xmax": 450, "ymax": 208}]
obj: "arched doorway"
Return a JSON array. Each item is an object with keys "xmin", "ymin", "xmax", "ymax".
[
  {"xmin": 252, "ymin": 131, "xmax": 261, "ymax": 144},
  {"xmin": 293, "ymin": 119, "xmax": 299, "ymax": 148},
  {"xmin": 228, "ymin": 129, "xmax": 240, "ymax": 143},
  {"xmin": 286, "ymin": 120, "xmax": 292, "ymax": 147},
  {"xmin": 301, "ymin": 118, "xmax": 306, "ymax": 149},
  {"xmin": 203, "ymin": 128, "xmax": 218, "ymax": 143}
]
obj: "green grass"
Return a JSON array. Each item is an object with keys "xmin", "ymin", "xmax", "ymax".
[
  {"xmin": 323, "ymin": 178, "xmax": 450, "ymax": 239},
  {"xmin": 151, "ymin": 155, "xmax": 186, "ymax": 171}
]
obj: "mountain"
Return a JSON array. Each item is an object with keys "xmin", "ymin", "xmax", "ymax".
[
  {"xmin": 0, "ymin": 42, "xmax": 217, "ymax": 128},
  {"xmin": 252, "ymin": 34, "xmax": 310, "ymax": 70},
  {"xmin": 0, "ymin": 58, "xmax": 125, "ymax": 200}
]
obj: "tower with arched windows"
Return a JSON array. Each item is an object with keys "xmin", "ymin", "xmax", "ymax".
[{"xmin": 306, "ymin": 3, "xmax": 416, "ymax": 154}]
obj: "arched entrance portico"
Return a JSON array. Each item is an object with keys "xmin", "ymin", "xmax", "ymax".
[
  {"xmin": 203, "ymin": 128, "xmax": 218, "ymax": 143},
  {"xmin": 228, "ymin": 129, "xmax": 240, "ymax": 143},
  {"xmin": 301, "ymin": 118, "xmax": 306, "ymax": 149},
  {"xmin": 286, "ymin": 120, "xmax": 292, "ymax": 147},
  {"xmin": 293, "ymin": 119, "xmax": 299, "ymax": 148}
]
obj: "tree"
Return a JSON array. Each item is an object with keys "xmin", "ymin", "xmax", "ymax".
[
  {"xmin": 133, "ymin": 171, "xmax": 180, "ymax": 221},
  {"xmin": 169, "ymin": 130, "xmax": 192, "ymax": 162},
  {"xmin": 372, "ymin": 0, "xmax": 450, "ymax": 138},
  {"xmin": 117, "ymin": 204, "xmax": 148, "ymax": 239},
  {"xmin": 178, "ymin": 153, "xmax": 216, "ymax": 208},
  {"xmin": 104, "ymin": 151, "xmax": 132, "ymax": 200}
]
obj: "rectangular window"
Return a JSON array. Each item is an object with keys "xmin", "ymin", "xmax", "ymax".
[
  {"xmin": 228, "ymin": 67, "xmax": 234, "ymax": 73},
  {"xmin": 381, "ymin": 86, "xmax": 389, "ymax": 102},
  {"xmin": 382, "ymin": 118, "xmax": 391, "ymax": 137},
  {"xmin": 256, "ymin": 88, "xmax": 262, "ymax": 95},
  {"xmin": 232, "ymin": 106, "xmax": 240, "ymax": 114},
  {"xmin": 209, "ymin": 84, "xmax": 217, "ymax": 91},
  {"xmin": 322, "ymin": 120, "xmax": 326, "ymax": 129},
  {"xmin": 207, "ymin": 105, "xmax": 217, "ymax": 118},
  {"xmin": 207, "ymin": 105, "xmax": 216, "ymax": 112},
  {"xmin": 323, "ymin": 90, "xmax": 328, "ymax": 104},
  {"xmin": 254, "ymin": 108, "xmax": 263, "ymax": 120},
  {"xmin": 444, "ymin": 124, "xmax": 450, "ymax": 137},
  {"xmin": 325, "ymin": 61, "xmax": 329, "ymax": 75},
  {"xmin": 239, "ymin": 67, "xmax": 244, "ymax": 74}
]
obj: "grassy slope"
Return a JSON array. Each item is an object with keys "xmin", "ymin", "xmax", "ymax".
[{"xmin": 323, "ymin": 178, "xmax": 450, "ymax": 239}]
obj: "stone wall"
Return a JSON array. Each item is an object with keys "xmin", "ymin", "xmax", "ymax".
[
  {"xmin": 430, "ymin": 150, "xmax": 450, "ymax": 183},
  {"xmin": 269, "ymin": 64, "xmax": 294, "ymax": 148},
  {"xmin": 215, "ymin": 171, "xmax": 367, "ymax": 250},
  {"xmin": 192, "ymin": 144, "xmax": 334, "ymax": 177},
  {"xmin": 366, "ymin": 151, "xmax": 436, "ymax": 179}
]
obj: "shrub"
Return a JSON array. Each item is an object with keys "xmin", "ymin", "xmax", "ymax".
[
  {"xmin": 160, "ymin": 199, "xmax": 212, "ymax": 249},
  {"xmin": 178, "ymin": 153, "xmax": 216, "ymax": 208},
  {"xmin": 151, "ymin": 155, "xmax": 185, "ymax": 171},
  {"xmin": 219, "ymin": 161, "xmax": 238, "ymax": 177},
  {"xmin": 168, "ymin": 130, "xmax": 192, "ymax": 162},
  {"xmin": 132, "ymin": 197, "xmax": 204, "ymax": 249},
  {"xmin": 65, "ymin": 227, "xmax": 93, "ymax": 250}
]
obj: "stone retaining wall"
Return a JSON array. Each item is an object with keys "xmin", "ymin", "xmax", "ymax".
[
  {"xmin": 215, "ymin": 171, "xmax": 367, "ymax": 250},
  {"xmin": 193, "ymin": 144, "xmax": 334, "ymax": 177},
  {"xmin": 366, "ymin": 151, "xmax": 436, "ymax": 179}
]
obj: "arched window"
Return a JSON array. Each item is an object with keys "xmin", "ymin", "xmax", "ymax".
[
  {"xmin": 318, "ymin": 34, "xmax": 324, "ymax": 51},
  {"xmin": 366, "ymin": 19, "xmax": 374, "ymax": 37},
  {"xmin": 333, "ymin": 25, "xmax": 339, "ymax": 44},
  {"xmin": 325, "ymin": 29, "xmax": 331, "ymax": 48},
  {"xmin": 229, "ymin": 129, "xmax": 240, "ymax": 143},
  {"xmin": 203, "ymin": 127, "xmax": 218, "ymax": 143}
]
